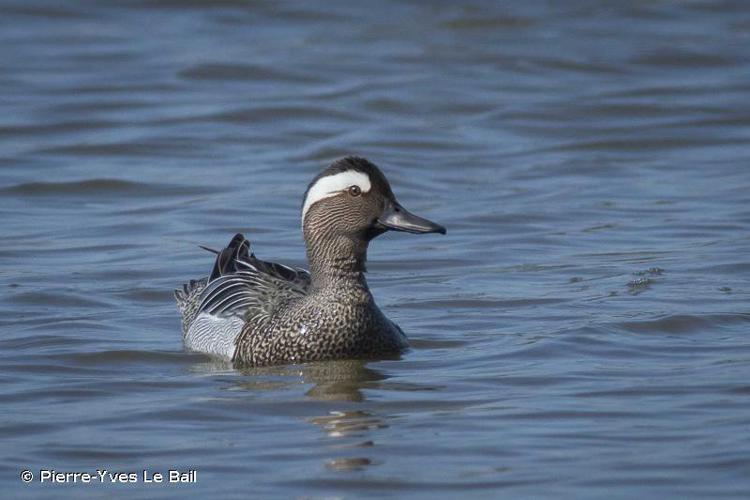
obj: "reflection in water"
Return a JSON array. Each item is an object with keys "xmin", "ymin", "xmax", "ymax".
[
  {"xmin": 230, "ymin": 358, "xmax": 390, "ymax": 401},
  {"xmin": 299, "ymin": 359, "xmax": 390, "ymax": 402},
  {"xmin": 310, "ymin": 408, "xmax": 385, "ymax": 472},
  {"xmin": 324, "ymin": 456, "xmax": 373, "ymax": 472},
  {"xmin": 231, "ymin": 359, "xmax": 390, "ymax": 472},
  {"xmin": 309, "ymin": 410, "xmax": 386, "ymax": 438}
]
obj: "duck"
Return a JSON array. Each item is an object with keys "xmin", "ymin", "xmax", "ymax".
[{"xmin": 175, "ymin": 156, "xmax": 446, "ymax": 367}]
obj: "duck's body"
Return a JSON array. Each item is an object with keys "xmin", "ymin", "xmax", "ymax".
[
  {"xmin": 233, "ymin": 269, "xmax": 408, "ymax": 366},
  {"xmin": 176, "ymin": 157, "xmax": 444, "ymax": 367}
]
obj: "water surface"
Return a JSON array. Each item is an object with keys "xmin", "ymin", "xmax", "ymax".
[{"xmin": 1, "ymin": 1, "xmax": 750, "ymax": 498}]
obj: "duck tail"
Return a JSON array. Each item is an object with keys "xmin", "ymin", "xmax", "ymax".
[{"xmin": 174, "ymin": 278, "xmax": 208, "ymax": 334}]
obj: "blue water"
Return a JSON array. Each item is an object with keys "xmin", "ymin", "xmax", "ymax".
[{"xmin": 1, "ymin": 1, "xmax": 749, "ymax": 498}]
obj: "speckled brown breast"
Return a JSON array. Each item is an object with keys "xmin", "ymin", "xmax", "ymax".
[{"xmin": 233, "ymin": 285, "xmax": 408, "ymax": 367}]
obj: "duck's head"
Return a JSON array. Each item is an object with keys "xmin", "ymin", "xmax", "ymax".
[{"xmin": 301, "ymin": 156, "xmax": 446, "ymax": 247}]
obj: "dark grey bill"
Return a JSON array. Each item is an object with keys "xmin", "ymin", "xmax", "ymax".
[{"xmin": 377, "ymin": 201, "xmax": 446, "ymax": 235}]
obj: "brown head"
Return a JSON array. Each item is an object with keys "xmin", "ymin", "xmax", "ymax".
[{"xmin": 301, "ymin": 156, "xmax": 445, "ymax": 281}]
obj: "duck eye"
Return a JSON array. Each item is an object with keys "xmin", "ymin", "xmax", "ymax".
[{"xmin": 348, "ymin": 185, "xmax": 362, "ymax": 197}]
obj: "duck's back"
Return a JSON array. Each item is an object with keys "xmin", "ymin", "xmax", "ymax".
[{"xmin": 175, "ymin": 234, "xmax": 310, "ymax": 360}]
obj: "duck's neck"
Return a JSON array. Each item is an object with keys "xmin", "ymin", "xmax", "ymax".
[{"xmin": 305, "ymin": 233, "xmax": 370, "ymax": 292}]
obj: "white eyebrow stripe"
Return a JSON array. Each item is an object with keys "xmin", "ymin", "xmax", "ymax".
[{"xmin": 301, "ymin": 170, "xmax": 371, "ymax": 222}]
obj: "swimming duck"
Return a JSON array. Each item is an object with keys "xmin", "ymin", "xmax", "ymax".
[{"xmin": 175, "ymin": 156, "xmax": 446, "ymax": 367}]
